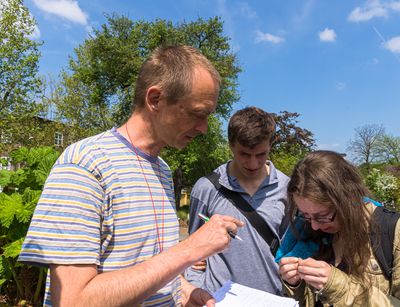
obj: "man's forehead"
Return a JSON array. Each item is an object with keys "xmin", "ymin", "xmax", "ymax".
[{"xmin": 190, "ymin": 101, "xmax": 216, "ymax": 112}]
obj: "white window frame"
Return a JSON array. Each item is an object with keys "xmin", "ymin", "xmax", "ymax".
[{"xmin": 54, "ymin": 132, "xmax": 63, "ymax": 146}]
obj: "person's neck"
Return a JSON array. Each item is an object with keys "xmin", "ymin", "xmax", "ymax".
[{"xmin": 117, "ymin": 111, "xmax": 165, "ymax": 157}]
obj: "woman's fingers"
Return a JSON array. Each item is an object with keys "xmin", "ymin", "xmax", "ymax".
[
  {"xmin": 279, "ymin": 257, "xmax": 301, "ymax": 285},
  {"xmin": 297, "ymin": 258, "xmax": 331, "ymax": 290}
]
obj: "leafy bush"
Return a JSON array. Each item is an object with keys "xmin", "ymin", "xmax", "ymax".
[
  {"xmin": 0, "ymin": 147, "xmax": 60, "ymax": 305},
  {"xmin": 270, "ymin": 146, "xmax": 309, "ymax": 176},
  {"xmin": 365, "ymin": 168, "xmax": 400, "ymax": 210}
]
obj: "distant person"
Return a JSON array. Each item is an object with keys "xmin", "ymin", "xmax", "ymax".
[
  {"xmin": 19, "ymin": 45, "xmax": 243, "ymax": 307},
  {"xmin": 278, "ymin": 150, "xmax": 400, "ymax": 306},
  {"xmin": 185, "ymin": 106, "xmax": 290, "ymax": 295}
]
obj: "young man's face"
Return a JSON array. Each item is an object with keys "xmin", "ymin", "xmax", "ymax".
[
  {"xmin": 156, "ymin": 66, "xmax": 218, "ymax": 149},
  {"xmin": 230, "ymin": 140, "xmax": 271, "ymax": 178}
]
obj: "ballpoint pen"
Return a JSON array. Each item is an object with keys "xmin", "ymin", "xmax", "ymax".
[{"xmin": 198, "ymin": 212, "xmax": 243, "ymax": 241}]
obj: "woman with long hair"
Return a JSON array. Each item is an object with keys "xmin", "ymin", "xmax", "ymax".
[{"xmin": 278, "ymin": 150, "xmax": 400, "ymax": 306}]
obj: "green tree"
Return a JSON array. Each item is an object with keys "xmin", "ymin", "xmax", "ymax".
[
  {"xmin": 376, "ymin": 134, "xmax": 400, "ymax": 165},
  {"xmin": 162, "ymin": 116, "xmax": 230, "ymax": 209},
  {"xmin": 0, "ymin": 0, "xmax": 44, "ymax": 153}
]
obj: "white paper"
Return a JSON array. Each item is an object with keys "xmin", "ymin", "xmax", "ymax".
[{"xmin": 212, "ymin": 280, "xmax": 299, "ymax": 307}]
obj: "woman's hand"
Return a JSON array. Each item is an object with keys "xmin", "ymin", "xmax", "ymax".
[
  {"xmin": 297, "ymin": 258, "xmax": 331, "ymax": 290},
  {"xmin": 279, "ymin": 257, "xmax": 301, "ymax": 286}
]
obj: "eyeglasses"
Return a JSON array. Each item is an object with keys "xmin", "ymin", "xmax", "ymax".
[{"xmin": 296, "ymin": 211, "xmax": 337, "ymax": 224}]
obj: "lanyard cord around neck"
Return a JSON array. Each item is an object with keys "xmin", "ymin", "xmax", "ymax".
[{"xmin": 125, "ymin": 124, "xmax": 165, "ymax": 252}]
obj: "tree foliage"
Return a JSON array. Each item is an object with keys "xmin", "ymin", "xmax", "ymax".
[
  {"xmin": 365, "ymin": 168, "xmax": 400, "ymax": 210},
  {"xmin": 375, "ymin": 134, "xmax": 400, "ymax": 165},
  {"xmin": 273, "ymin": 111, "xmax": 316, "ymax": 154},
  {"xmin": 270, "ymin": 111, "xmax": 316, "ymax": 176},
  {"xmin": 162, "ymin": 116, "xmax": 231, "ymax": 208},
  {"xmin": 0, "ymin": 0, "xmax": 45, "ymax": 153}
]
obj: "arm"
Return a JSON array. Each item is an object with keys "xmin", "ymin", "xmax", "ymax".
[
  {"xmin": 184, "ymin": 180, "xmax": 212, "ymax": 285},
  {"xmin": 51, "ymin": 213, "xmax": 243, "ymax": 307}
]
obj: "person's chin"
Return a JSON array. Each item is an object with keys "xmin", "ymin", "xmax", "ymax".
[{"xmin": 244, "ymin": 168, "xmax": 261, "ymax": 176}]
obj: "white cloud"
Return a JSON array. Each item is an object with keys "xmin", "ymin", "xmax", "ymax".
[
  {"xmin": 319, "ymin": 28, "xmax": 336, "ymax": 42},
  {"xmin": 336, "ymin": 82, "xmax": 346, "ymax": 91},
  {"xmin": 28, "ymin": 25, "xmax": 41, "ymax": 39},
  {"xmin": 372, "ymin": 57, "xmax": 380, "ymax": 64},
  {"xmin": 383, "ymin": 36, "xmax": 400, "ymax": 53},
  {"xmin": 348, "ymin": 0, "xmax": 389, "ymax": 22},
  {"xmin": 348, "ymin": 6, "xmax": 387, "ymax": 22},
  {"xmin": 238, "ymin": 2, "xmax": 257, "ymax": 19},
  {"xmin": 255, "ymin": 31, "xmax": 285, "ymax": 44},
  {"xmin": 32, "ymin": 0, "xmax": 88, "ymax": 25},
  {"xmin": 389, "ymin": 1, "xmax": 400, "ymax": 12}
]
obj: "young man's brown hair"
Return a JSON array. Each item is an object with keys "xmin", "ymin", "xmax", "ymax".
[{"xmin": 228, "ymin": 106, "xmax": 276, "ymax": 148}]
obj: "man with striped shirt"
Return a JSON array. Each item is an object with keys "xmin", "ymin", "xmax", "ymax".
[{"xmin": 19, "ymin": 45, "xmax": 243, "ymax": 307}]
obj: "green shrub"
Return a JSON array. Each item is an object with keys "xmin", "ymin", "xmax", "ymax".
[
  {"xmin": 365, "ymin": 168, "xmax": 400, "ymax": 210},
  {"xmin": 0, "ymin": 147, "xmax": 59, "ymax": 305}
]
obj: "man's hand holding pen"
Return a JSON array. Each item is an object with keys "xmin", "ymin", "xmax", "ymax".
[
  {"xmin": 198, "ymin": 213, "xmax": 243, "ymax": 241},
  {"xmin": 183, "ymin": 214, "xmax": 244, "ymax": 263}
]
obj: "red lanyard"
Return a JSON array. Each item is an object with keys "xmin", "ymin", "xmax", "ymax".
[{"xmin": 125, "ymin": 125, "xmax": 165, "ymax": 252}]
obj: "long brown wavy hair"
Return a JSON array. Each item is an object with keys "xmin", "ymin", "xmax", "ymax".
[{"xmin": 287, "ymin": 150, "xmax": 373, "ymax": 290}]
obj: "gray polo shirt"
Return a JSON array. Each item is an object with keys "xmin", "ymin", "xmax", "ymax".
[{"xmin": 184, "ymin": 161, "xmax": 289, "ymax": 295}]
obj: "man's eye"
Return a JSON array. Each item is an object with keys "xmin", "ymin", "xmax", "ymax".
[{"xmin": 191, "ymin": 113, "xmax": 206, "ymax": 119}]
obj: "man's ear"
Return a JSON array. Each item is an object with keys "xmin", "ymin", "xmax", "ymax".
[{"xmin": 145, "ymin": 86, "xmax": 162, "ymax": 112}]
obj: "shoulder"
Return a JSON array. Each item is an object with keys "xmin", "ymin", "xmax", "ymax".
[
  {"xmin": 56, "ymin": 130, "xmax": 119, "ymax": 169},
  {"xmin": 192, "ymin": 174, "xmax": 219, "ymax": 195},
  {"xmin": 191, "ymin": 164, "xmax": 227, "ymax": 196},
  {"xmin": 268, "ymin": 161, "xmax": 289, "ymax": 181}
]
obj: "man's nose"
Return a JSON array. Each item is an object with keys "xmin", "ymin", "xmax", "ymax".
[
  {"xmin": 195, "ymin": 118, "xmax": 208, "ymax": 134},
  {"xmin": 248, "ymin": 156, "xmax": 259, "ymax": 168}
]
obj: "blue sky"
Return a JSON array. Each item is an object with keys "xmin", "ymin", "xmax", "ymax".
[{"xmin": 24, "ymin": 0, "xmax": 400, "ymax": 154}]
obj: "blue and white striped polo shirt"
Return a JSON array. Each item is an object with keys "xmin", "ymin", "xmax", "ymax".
[{"xmin": 19, "ymin": 128, "xmax": 181, "ymax": 306}]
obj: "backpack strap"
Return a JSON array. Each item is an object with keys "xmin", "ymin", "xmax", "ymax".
[
  {"xmin": 205, "ymin": 172, "xmax": 280, "ymax": 256},
  {"xmin": 371, "ymin": 206, "xmax": 400, "ymax": 279}
]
